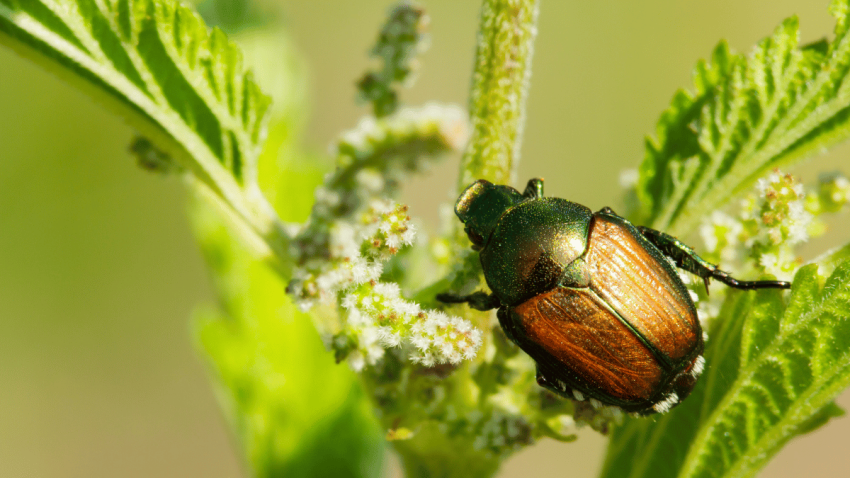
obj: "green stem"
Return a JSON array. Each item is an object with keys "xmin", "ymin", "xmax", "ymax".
[
  {"xmin": 459, "ymin": 0, "xmax": 540, "ymax": 191},
  {"xmin": 191, "ymin": 179, "xmax": 292, "ymax": 277},
  {"xmin": 395, "ymin": 422, "xmax": 501, "ymax": 478}
]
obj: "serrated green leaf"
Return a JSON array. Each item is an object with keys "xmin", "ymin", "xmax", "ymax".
[
  {"xmin": 739, "ymin": 288, "xmax": 784, "ymax": 370},
  {"xmin": 0, "ymin": 0, "xmax": 281, "ymax": 253},
  {"xmin": 794, "ymin": 401, "xmax": 845, "ymax": 435},
  {"xmin": 638, "ymin": 2, "xmax": 850, "ymax": 236},
  {"xmin": 814, "ymin": 241, "xmax": 850, "ymax": 277},
  {"xmin": 683, "ymin": 261, "xmax": 850, "ymax": 478},
  {"xmin": 601, "ymin": 261, "xmax": 850, "ymax": 478}
]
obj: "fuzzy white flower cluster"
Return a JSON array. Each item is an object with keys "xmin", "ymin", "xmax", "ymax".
[
  {"xmin": 741, "ymin": 171, "xmax": 812, "ymax": 279},
  {"xmin": 691, "ymin": 170, "xmax": 849, "ymax": 330},
  {"xmin": 699, "ymin": 170, "xmax": 850, "ymax": 283},
  {"xmin": 361, "ymin": 201, "xmax": 417, "ymax": 259},
  {"xmin": 744, "ymin": 171, "xmax": 812, "ymax": 246},
  {"xmin": 289, "ymin": 201, "xmax": 415, "ymax": 310},
  {"xmin": 340, "ymin": 282, "xmax": 483, "ymax": 371},
  {"xmin": 289, "ymin": 200, "xmax": 483, "ymax": 371},
  {"xmin": 408, "ymin": 311, "xmax": 483, "ymax": 366}
]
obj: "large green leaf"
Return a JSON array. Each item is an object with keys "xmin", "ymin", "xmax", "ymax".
[
  {"xmin": 638, "ymin": 0, "xmax": 850, "ymax": 236},
  {"xmin": 193, "ymin": 207, "xmax": 385, "ymax": 478}
]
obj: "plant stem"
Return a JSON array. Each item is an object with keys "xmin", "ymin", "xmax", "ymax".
[{"xmin": 459, "ymin": 0, "xmax": 540, "ymax": 191}]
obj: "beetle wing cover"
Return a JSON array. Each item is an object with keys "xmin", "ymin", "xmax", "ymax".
[
  {"xmin": 586, "ymin": 214, "xmax": 701, "ymax": 365},
  {"xmin": 513, "ymin": 287, "xmax": 663, "ymax": 402}
]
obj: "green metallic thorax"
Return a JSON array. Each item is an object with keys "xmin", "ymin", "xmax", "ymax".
[
  {"xmin": 457, "ymin": 185, "xmax": 593, "ymax": 306},
  {"xmin": 481, "ymin": 198, "xmax": 591, "ymax": 305}
]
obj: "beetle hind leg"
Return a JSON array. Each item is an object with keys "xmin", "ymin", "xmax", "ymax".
[
  {"xmin": 636, "ymin": 226, "xmax": 791, "ymax": 291},
  {"xmin": 535, "ymin": 365, "xmax": 575, "ymax": 399}
]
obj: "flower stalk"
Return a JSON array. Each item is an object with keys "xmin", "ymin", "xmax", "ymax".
[{"xmin": 460, "ymin": 0, "xmax": 540, "ymax": 190}]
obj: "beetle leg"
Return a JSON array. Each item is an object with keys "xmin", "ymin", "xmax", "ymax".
[
  {"xmin": 523, "ymin": 178, "xmax": 545, "ymax": 199},
  {"xmin": 435, "ymin": 291, "xmax": 501, "ymax": 311},
  {"xmin": 636, "ymin": 226, "xmax": 791, "ymax": 291},
  {"xmin": 535, "ymin": 365, "xmax": 575, "ymax": 399},
  {"xmin": 496, "ymin": 307, "xmax": 518, "ymax": 344},
  {"xmin": 598, "ymin": 206, "xmax": 616, "ymax": 215}
]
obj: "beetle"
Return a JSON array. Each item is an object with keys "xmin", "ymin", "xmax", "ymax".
[{"xmin": 437, "ymin": 178, "xmax": 790, "ymax": 415}]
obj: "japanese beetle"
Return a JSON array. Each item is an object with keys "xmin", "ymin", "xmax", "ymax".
[{"xmin": 438, "ymin": 178, "xmax": 790, "ymax": 415}]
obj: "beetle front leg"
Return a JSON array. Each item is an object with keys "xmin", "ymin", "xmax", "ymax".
[
  {"xmin": 636, "ymin": 226, "xmax": 791, "ymax": 291},
  {"xmin": 436, "ymin": 291, "xmax": 501, "ymax": 311}
]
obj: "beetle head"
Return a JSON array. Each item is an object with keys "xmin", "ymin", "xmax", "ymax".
[{"xmin": 455, "ymin": 180, "xmax": 524, "ymax": 250}]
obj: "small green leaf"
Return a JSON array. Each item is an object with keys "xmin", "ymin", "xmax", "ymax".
[{"xmin": 794, "ymin": 401, "xmax": 845, "ymax": 435}]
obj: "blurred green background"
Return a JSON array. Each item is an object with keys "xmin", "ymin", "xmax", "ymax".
[{"xmin": 1, "ymin": 1, "xmax": 849, "ymax": 477}]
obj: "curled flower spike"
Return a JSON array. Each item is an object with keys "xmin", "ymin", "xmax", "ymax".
[
  {"xmin": 292, "ymin": 103, "xmax": 468, "ymax": 267},
  {"xmin": 357, "ymin": 2, "xmax": 430, "ymax": 117},
  {"xmin": 328, "ymin": 104, "xmax": 468, "ymax": 218}
]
